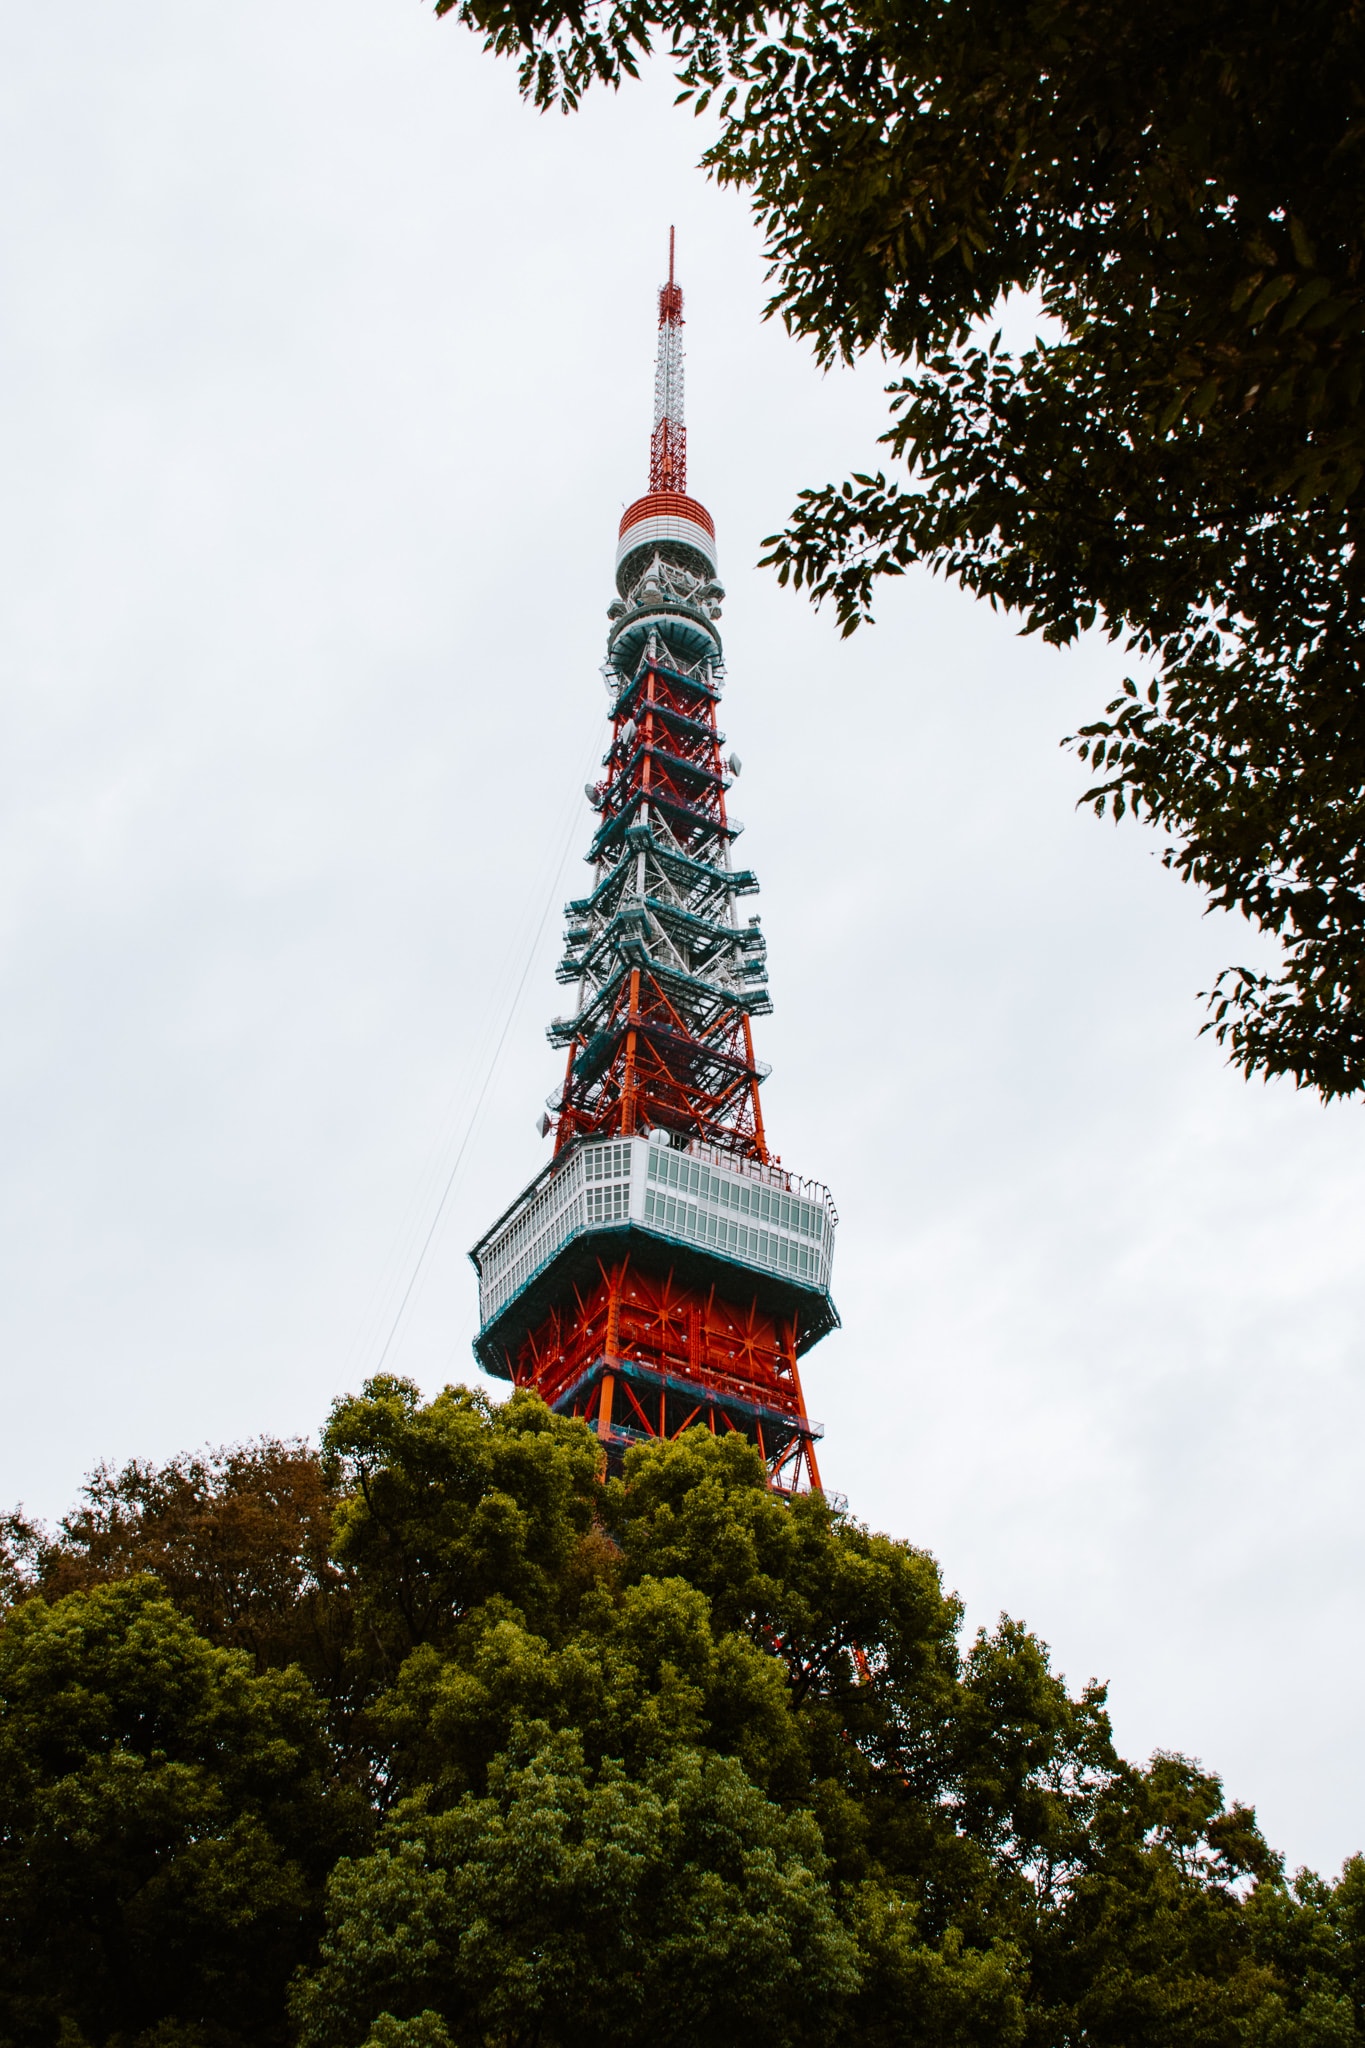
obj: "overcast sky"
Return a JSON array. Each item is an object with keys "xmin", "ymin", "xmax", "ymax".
[{"xmin": 2, "ymin": 0, "xmax": 1363, "ymax": 1880}]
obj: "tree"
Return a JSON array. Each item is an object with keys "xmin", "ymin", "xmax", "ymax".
[
  {"xmin": 320, "ymin": 1378, "xmax": 604, "ymax": 1675},
  {"xmin": 291, "ymin": 1731, "xmax": 859, "ymax": 2048},
  {"xmin": 441, "ymin": 0, "xmax": 1365, "ymax": 1096},
  {"xmin": 304, "ymin": 1382, "xmax": 1362, "ymax": 2048},
  {"xmin": 0, "ymin": 1576, "xmax": 364, "ymax": 2048},
  {"xmin": 6, "ymin": 1382, "xmax": 1365, "ymax": 2047},
  {"xmin": 0, "ymin": 1437, "xmax": 352, "ymax": 1692}
]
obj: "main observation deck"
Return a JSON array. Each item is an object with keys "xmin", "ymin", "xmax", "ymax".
[{"xmin": 470, "ymin": 1131, "xmax": 839, "ymax": 1379}]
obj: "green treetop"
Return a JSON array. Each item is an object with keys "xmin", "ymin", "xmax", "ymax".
[{"xmin": 3, "ymin": 1379, "xmax": 1364, "ymax": 2048}]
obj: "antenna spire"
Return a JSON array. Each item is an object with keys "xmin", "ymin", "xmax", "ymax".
[{"xmin": 649, "ymin": 228, "xmax": 686, "ymax": 494}]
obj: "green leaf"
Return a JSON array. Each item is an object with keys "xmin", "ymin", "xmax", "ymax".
[
  {"xmin": 1246, "ymin": 274, "xmax": 1298, "ymax": 325},
  {"xmin": 1278, "ymin": 276, "xmax": 1334, "ymax": 330}
]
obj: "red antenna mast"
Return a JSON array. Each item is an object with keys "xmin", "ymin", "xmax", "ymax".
[{"xmin": 649, "ymin": 227, "xmax": 686, "ymax": 493}]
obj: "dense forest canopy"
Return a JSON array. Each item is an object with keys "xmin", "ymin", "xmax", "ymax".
[
  {"xmin": 2, "ymin": 1379, "xmax": 1363, "ymax": 2048},
  {"xmin": 438, "ymin": 0, "xmax": 1365, "ymax": 1097}
]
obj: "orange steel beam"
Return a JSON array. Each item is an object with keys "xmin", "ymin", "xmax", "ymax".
[
  {"xmin": 741, "ymin": 1014, "xmax": 769, "ymax": 1162},
  {"xmin": 620, "ymin": 968, "xmax": 642, "ymax": 1135},
  {"xmin": 513, "ymin": 1252, "xmax": 823, "ymax": 1491}
]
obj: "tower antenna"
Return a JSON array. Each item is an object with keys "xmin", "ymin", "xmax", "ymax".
[{"xmin": 650, "ymin": 228, "xmax": 686, "ymax": 493}]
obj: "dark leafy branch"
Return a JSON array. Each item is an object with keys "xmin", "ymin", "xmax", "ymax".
[{"xmin": 440, "ymin": 0, "xmax": 1365, "ymax": 1095}]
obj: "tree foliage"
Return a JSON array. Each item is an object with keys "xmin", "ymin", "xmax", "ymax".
[
  {"xmin": 0, "ymin": 1577, "xmax": 362, "ymax": 2048},
  {"xmin": 436, "ymin": 0, "xmax": 1365, "ymax": 1095},
  {"xmin": 292, "ymin": 1734, "xmax": 859, "ymax": 2048},
  {"xmin": 1, "ymin": 1437, "xmax": 351, "ymax": 1688},
  {"xmin": 4, "ymin": 1379, "xmax": 1365, "ymax": 2048}
]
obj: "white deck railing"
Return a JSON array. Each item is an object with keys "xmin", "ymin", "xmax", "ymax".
[{"xmin": 471, "ymin": 1133, "xmax": 836, "ymax": 1331}]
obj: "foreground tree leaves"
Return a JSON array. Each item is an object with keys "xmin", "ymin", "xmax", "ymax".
[
  {"xmin": 5, "ymin": 1382, "xmax": 1365, "ymax": 2047},
  {"xmin": 291, "ymin": 1731, "xmax": 859, "ymax": 2048},
  {"xmin": 321, "ymin": 1379, "xmax": 602, "ymax": 1671},
  {"xmin": 436, "ymin": 0, "xmax": 1365, "ymax": 1095},
  {"xmin": 0, "ymin": 1577, "xmax": 365, "ymax": 2048},
  {"xmin": 0, "ymin": 1437, "xmax": 352, "ymax": 1691}
]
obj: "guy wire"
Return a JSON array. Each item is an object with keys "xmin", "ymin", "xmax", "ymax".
[{"xmin": 367, "ymin": 709, "xmax": 609, "ymax": 1375}]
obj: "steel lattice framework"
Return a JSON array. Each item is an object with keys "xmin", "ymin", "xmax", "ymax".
[{"xmin": 470, "ymin": 243, "xmax": 838, "ymax": 1493}]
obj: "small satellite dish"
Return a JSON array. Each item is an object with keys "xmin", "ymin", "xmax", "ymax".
[
  {"xmin": 727, "ymin": 751, "xmax": 742, "ymax": 776},
  {"xmin": 537, "ymin": 1111, "xmax": 554, "ymax": 1139}
]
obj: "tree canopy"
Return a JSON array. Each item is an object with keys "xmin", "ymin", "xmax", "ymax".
[
  {"xmin": 0, "ymin": 1576, "xmax": 362, "ymax": 2048},
  {"xmin": 3, "ymin": 1379, "xmax": 1365, "ymax": 2048},
  {"xmin": 438, "ymin": 0, "xmax": 1365, "ymax": 1096}
]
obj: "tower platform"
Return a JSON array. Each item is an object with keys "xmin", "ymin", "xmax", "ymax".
[{"xmin": 471, "ymin": 1132, "xmax": 838, "ymax": 1484}]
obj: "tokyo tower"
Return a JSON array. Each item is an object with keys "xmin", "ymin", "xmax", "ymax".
[{"xmin": 469, "ymin": 237, "xmax": 838, "ymax": 1493}]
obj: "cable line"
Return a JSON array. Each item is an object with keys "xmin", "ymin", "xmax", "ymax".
[{"xmin": 361, "ymin": 709, "xmax": 607, "ymax": 1376}]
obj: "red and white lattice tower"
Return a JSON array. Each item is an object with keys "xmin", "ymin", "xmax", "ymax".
[{"xmin": 469, "ymin": 240, "xmax": 838, "ymax": 1492}]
